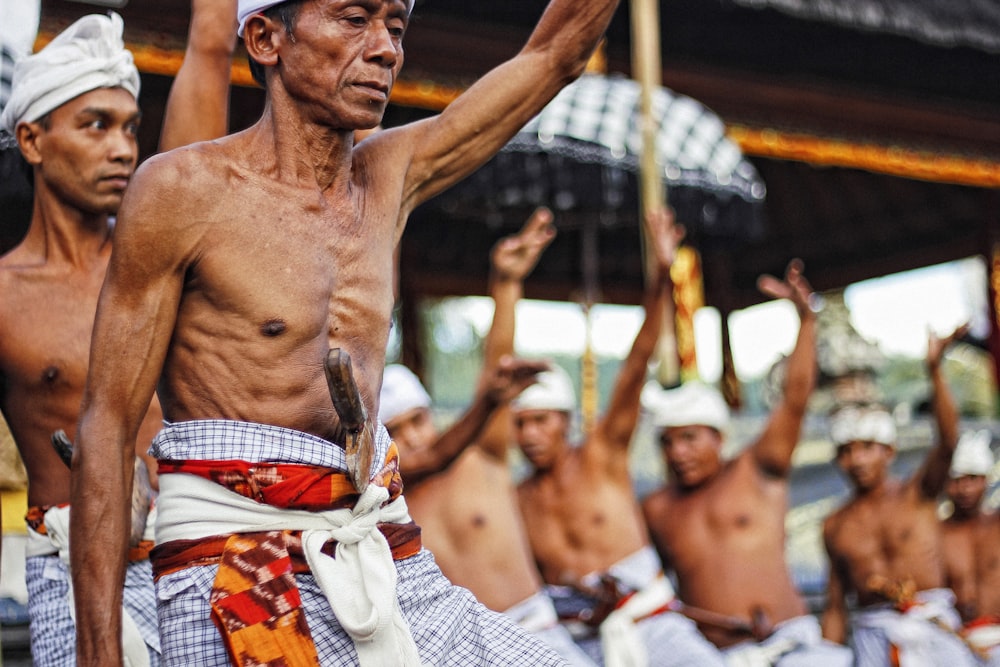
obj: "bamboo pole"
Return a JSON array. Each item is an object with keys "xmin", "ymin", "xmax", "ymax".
[{"xmin": 631, "ymin": 0, "xmax": 681, "ymax": 388}]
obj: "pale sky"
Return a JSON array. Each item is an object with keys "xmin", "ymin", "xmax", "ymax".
[{"xmin": 453, "ymin": 255, "xmax": 989, "ymax": 382}]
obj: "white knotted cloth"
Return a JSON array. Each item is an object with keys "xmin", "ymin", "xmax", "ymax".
[{"xmin": 0, "ymin": 12, "xmax": 139, "ymax": 134}]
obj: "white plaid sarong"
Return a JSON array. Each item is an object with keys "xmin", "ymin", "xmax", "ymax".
[
  {"xmin": 26, "ymin": 554, "xmax": 161, "ymax": 667},
  {"xmin": 151, "ymin": 419, "xmax": 568, "ymax": 666}
]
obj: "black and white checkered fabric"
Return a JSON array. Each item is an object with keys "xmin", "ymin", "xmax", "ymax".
[{"xmin": 503, "ymin": 73, "xmax": 765, "ymax": 203}]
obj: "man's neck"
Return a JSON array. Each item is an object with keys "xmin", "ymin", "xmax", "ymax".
[
  {"xmin": 25, "ymin": 194, "xmax": 111, "ymax": 266},
  {"xmin": 255, "ymin": 98, "xmax": 356, "ymax": 191}
]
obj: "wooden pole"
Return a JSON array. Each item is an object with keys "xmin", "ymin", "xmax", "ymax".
[{"xmin": 631, "ymin": 0, "xmax": 681, "ymax": 387}]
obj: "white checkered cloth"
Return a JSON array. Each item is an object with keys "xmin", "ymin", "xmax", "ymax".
[
  {"xmin": 505, "ymin": 73, "xmax": 765, "ymax": 203},
  {"xmin": 851, "ymin": 588, "xmax": 979, "ymax": 667},
  {"xmin": 721, "ymin": 615, "xmax": 853, "ymax": 667},
  {"xmin": 548, "ymin": 546, "xmax": 728, "ymax": 667},
  {"xmin": 25, "ymin": 554, "xmax": 161, "ymax": 667},
  {"xmin": 504, "ymin": 591, "xmax": 598, "ymax": 666},
  {"xmin": 150, "ymin": 419, "xmax": 567, "ymax": 666}
]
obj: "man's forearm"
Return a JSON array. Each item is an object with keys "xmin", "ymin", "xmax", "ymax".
[
  {"xmin": 782, "ymin": 313, "xmax": 818, "ymax": 413},
  {"xmin": 71, "ymin": 425, "xmax": 131, "ymax": 664}
]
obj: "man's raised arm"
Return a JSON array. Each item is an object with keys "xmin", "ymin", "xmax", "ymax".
[
  {"xmin": 397, "ymin": 0, "xmax": 621, "ymax": 216},
  {"xmin": 476, "ymin": 208, "xmax": 556, "ymax": 459},
  {"xmin": 915, "ymin": 323, "xmax": 967, "ymax": 499},
  {"xmin": 159, "ymin": 0, "xmax": 237, "ymax": 152},
  {"xmin": 749, "ymin": 260, "xmax": 818, "ymax": 477},
  {"xmin": 591, "ymin": 208, "xmax": 683, "ymax": 462},
  {"xmin": 70, "ymin": 160, "xmax": 192, "ymax": 666}
]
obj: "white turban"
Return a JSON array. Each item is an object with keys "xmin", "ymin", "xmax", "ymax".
[
  {"xmin": 511, "ymin": 365, "xmax": 576, "ymax": 413},
  {"xmin": 1, "ymin": 12, "xmax": 139, "ymax": 134},
  {"xmin": 950, "ymin": 429, "xmax": 995, "ymax": 478},
  {"xmin": 641, "ymin": 381, "xmax": 730, "ymax": 433},
  {"xmin": 378, "ymin": 364, "xmax": 431, "ymax": 425},
  {"xmin": 829, "ymin": 405, "xmax": 897, "ymax": 446},
  {"xmin": 238, "ymin": 0, "xmax": 416, "ymax": 37}
]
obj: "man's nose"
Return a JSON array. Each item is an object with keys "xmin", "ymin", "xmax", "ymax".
[{"xmin": 108, "ymin": 129, "xmax": 137, "ymax": 163}]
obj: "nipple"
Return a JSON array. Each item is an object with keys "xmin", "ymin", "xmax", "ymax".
[{"xmin": 261, "ymin": 319, "xmax": 287, "ymax": 337}]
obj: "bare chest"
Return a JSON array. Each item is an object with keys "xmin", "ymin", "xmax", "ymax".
[{"xmin": 0, "ymin": 270, "xmax": 104, "ymax": 393}]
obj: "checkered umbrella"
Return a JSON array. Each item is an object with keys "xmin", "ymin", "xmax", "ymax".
[{"xmin": 427, "ymin": 73, "xmax": 766, "ymax": 241}]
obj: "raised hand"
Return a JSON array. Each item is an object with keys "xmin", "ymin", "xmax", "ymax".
[
  {"xmin": 482, "ymin": 356, "xmax": 550, "ymax": 405},
  {"xmin": 644, "ymin": 206, "xmax": 685, "ymax": 275},
  {"xmin": 927, "ymin": 322, "xmax": 970, "ymax": 370},
  {"xmin": 490, "ymin": 208, "xmax": 556, "ymax": 283},
  {"xmin": 757, "ymin": 259, "xmax": 815, "ymax": 319}
]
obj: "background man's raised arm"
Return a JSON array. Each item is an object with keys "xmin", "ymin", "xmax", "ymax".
[
  {"xmin": 749, "ymin": 260, "xmax": 818, "ymax": 477},
  {"xmin": 475, "ymin": 208, "xmax": 556, "ymax": 459},
  {"xmin": 915, "ymin": 323, "xmax": 967, "ymax": 499},
  {"xmin": 590, "ymin": 208, "xmax": 683, "ymax": 464},
  {"xmin": 159, "ymin": 0, "xmax": 237, "ymax": 152}
]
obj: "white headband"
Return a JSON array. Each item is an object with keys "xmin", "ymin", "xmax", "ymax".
[
  {"xmin": 641, "ymin": 381, "xmax": 730, "ymax": 433},
  {"xmin": 511, "ymin": 366, "xmax": 577, "ymax": 413},
  {"xmin": 950, "ymin": 429, "xmax": 995, "ymax": 478},
  {"xmin": 829, "ymin": 406, "xmax": 897, "ymax": 446},
  {"xmin": 1, "ymin": 12, "xmax": 139, "ymax": 134},
  {"xmin": 237, "ymin": 0, "xmax": 416, "ymax": 37},
  {"xmin": 378, "ymin": 364, "xmax": 431, "ymax": 425}
]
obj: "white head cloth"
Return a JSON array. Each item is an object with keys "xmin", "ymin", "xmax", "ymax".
[
  {"xmin": 950, "ymin": 429, "xmax": 994, "ymax": 478},
  {"xmin": 238, "ymin": 0, "xmax": 416, "ymax": 36},
  {"xmin": 829, "ymin": 405, "xmax": 897, "ymax": 446},
  {"xmin": 511, "ymin": 365, "xmax": 576, "ymax": 413},
  {"xmin": 1, "ymin": 12, "xmax": 139, "ymax": 134},
  {"xmin": 641, "ymin": 381, "xmax": 730, "ymax": 433},
  {"xmin": 378, "ymin": 364, "xmax": 431, "ymax": 425}
]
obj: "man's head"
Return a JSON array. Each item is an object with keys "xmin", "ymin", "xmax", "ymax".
[
  {"xmin": 379, "ymin": 364, "xmax": 437, "ymax": 455},
  {"xmin": 240, "ymin": 0, "xmax": 413, "ymax": 131},
  {"xmin": 2, "ymin": 13, "xmax": 140, "ymax": 216},
  {"xmin": 511, "ymin": 366, "xmax": 575, "ymax": 470},
  {"xmin": 642, "ymin": 381, "xmax": 730, "ymax": 489},
  {"xmin": 829, "ymin": 405, "xmax": 897, "ymax": 493},
  {"xmin": 947, "ymin": 429, "xmax": 994, "ymax": 515}
]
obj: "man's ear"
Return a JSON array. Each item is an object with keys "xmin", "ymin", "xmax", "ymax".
[
  {"xmin": 243, "ymin": 14, "xmax": 283, "ymax": 73},
  {"xmin": 15, "ymin": 121, "xmax": 44, "ymax": 166}
]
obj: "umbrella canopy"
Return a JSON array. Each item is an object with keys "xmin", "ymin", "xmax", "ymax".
[{"xmin": 428, "ymin": 73, "xmax": 767, "ymax": 243}]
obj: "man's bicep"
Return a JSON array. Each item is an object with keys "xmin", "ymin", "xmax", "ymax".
[{"xmin": 402, "ymin": 52, "xmax": 564, "ymax": 208}]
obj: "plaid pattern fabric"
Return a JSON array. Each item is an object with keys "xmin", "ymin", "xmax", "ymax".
[
  {"xmin": 150, "ymin": 419, "xmax": 392, "ymax": 483},
  {"xmin": 154, "ymin": 434, "xmax": 411, "ymax": 667},
  {"xmin": 152, "ymin": 420, "xmax": 565, "ymax": 666},
  {"xmin": 505, "ymin": 73, "xmax": 764, "ymax": 203},
  {"xmin": 157, "ymin": 549, "xmax": 568, "ymax": 666},
  {"xmin": 26, "ymin": 555, "xmax": 162, "ymax": 667}
]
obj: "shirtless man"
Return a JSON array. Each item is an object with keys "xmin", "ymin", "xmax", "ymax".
[
  {"xmin": 942, "ymin": 429, "xmax": 1000, "ymax": 665},
  {"xmin": 69, "ymin": 0, "xmax": 622, "ymax": 664},
  {"xmin": 0, "ymin": 4, "xmax": 237, "ymax": 665},
  {"xmin": 640, "ymin": 261, "xmax": 852, "ymax": 666},
  {"xmin": 380, "ymin": 211, "xmax": 595, "ymax": 665},
  {"xmin": 822, "ymin": 326, "xmax": 978, "ymax": 666},
  {"xmin": 513, "ymin": 208, "xmax": 728, "ymax": 666}
]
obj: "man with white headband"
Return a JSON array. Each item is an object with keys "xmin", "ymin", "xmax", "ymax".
[
  {"xmin": 0, "ymin": 2, "xmax": 242, "ymax": 665},
  {"xmin": 641, "ymin": 261, "xmax": 853, "ymax": 667},
  {"xmin": 378, "ymin": 211, "xmax": 597, "ymax": 666},
  {"xmin": 513, "ymin": 209, "xmax": 729, "ymax": 666},
  {"xmin": 941, "ymin": 429, "xmax": 1000, "ymax": 665},
  {"xmin": 69, "ymin": 0, "xmax": 623, "ymax": 664},
  {"xmin": 822, "ymin": 325, "xmax": 978, "ymax": 666},
  {"xmin": 0, "ymin": 12, "xmax": 162, "ymax": 666},
  {"xmin": 0, "ymin": 3, "xmax": 239, "ymax": 663}
]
